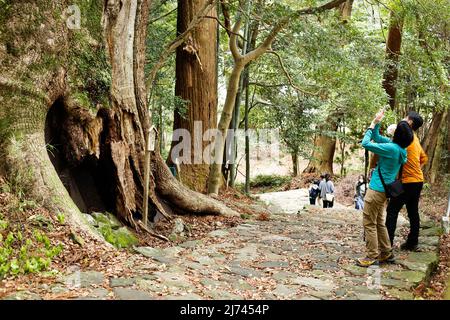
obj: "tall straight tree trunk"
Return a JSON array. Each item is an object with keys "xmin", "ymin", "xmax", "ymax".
[
  {"xmin": 291, "ymin": 151, "xmax": 299, "ymax": 177},
  {"xmin": 168, "ymin": 0, "xmax": 218, "ymax": 193},
  {"xmin": 382, "ymin": 12, "xmax": 403, "ymax": 111},
  {"xmin": 244, "ymin": 80, "xmax": 251, "ymax": 193}
]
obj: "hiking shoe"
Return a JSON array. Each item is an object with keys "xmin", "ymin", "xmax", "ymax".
[
  {"xmin": 378, "ymin": 252, "xmax": 395, "ymax": 264},
  {"xmin": 356, "ymin": 257, "xmax": 379, "ymax": 267},
  {"xmin": 400, "ymin": 242, "xmax": 418, "ymax": 251}
]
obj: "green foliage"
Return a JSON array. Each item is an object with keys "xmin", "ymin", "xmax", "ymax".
[
  {"xmin": 250, "ymin": 174, "xmax": 291, "ymax": 189},
  {"xmin": 0, "ymin": 178, "xmax": 63, "ymax": 279},
  {"xmin": 56, "ymin": 212, "xmax": 65, "ymax": 225},
  {"xmin": 91, "ymin": 212, "xmax": 138, "ymax": 249},
  {"xmin": 0, "ymin": 230, "xmax": 62, "ymax": 278},
  {"xmin": 98, "ymin": 223, "xmax": 138, "ymax": 249}
]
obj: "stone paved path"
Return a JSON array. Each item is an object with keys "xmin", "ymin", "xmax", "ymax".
[
  {"xmin": 3, "ymin": 189, "xmax": 442, "ymax": 300},
  {"xmin": 256, "ymin": 189, "xmax": 348, "ymax": 213}
]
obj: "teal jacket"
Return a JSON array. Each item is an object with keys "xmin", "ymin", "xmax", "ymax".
[{"xmin": 362, "ymin": 124, "xmax": 407, "ymax": 193}]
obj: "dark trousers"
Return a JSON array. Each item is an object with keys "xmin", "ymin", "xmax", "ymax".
[
  {"xmin": 309, "ymin": 197, "xmax": 317, "ymax": 205},
  {"xmin": 385, "ymin": 182, "xmax": 423, "ymax": 246},
  {"xmin": 323, "ymin": 200, "xmax": 334, "ymax": 208}
]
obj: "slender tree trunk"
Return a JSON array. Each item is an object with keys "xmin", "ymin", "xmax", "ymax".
[
  {"xmin": 228, "ymin": 75, "xmax": 244, "ymax": 187},
  {"xmin": 423, "ymin": 110, "xmax": 448, "ymax": 183},
  {"xmin": 291, "ymin": 152, "xmax": 299, "ymax": 177},
  {"xmin": 382, "ymin": 12, "xmax": 403, "ymax": 111},
  {"xmin": 244, "ymin": 66, "xmax": 251, "ymax": 194},
  {"xmin": 168, "ymin": 0, "xmax": 218, "ymax": 193},
  {"xmin": 208, "ymin": 62, "xmax": 245, "ymax": 194},
  {"xmin": 229, "ymin": 3, "xmax": 253, "ymax": 188}
]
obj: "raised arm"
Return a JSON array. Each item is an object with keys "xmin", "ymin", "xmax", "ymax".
[
  {"xmin": 372, "ymin": 123, "xmax": 391, "ymax": 144},
  {"xmin": 361, "ymin": 128, "xmax": 397, "ymax": 158}
]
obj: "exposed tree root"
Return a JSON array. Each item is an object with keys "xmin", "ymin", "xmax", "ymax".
[{"xmin": 153, "ymin": 153, "xmax": 240, "ymax": 217}]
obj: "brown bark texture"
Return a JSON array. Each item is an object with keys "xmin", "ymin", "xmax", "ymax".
[
  {"xmin": 423, "ymin": 110, "xmax": 448, "ymax": 182},
  {"xmin": 0, "ymin": 0, "xmax": 237, "ymax": 242},
  {"xmin": 303, "ymin": 118, "xmax": 338, "ymax": 175},
  {"xmin": 168, "ymin": 0, "xmax": 218, "ymax": 193}
]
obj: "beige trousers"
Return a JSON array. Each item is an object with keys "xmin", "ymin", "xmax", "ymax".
[{"xmin": 363, "ymin": 188, "xmax": 392, "ymax": 259}]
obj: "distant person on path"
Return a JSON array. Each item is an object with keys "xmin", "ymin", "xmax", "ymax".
[
  {"xmin": 323, "ymin": 174, "xmax": 335, "ymax": 208},
  {"xmin": 357, "ymin": 109, "xmax": 413, "ymax": 267},
  {"xmin": 355, "ymin": 175, "xmax": 366, "ymax": 210},
  {"xmin": 385, "ymin": 111, "xmax": 428, "ymax": 251},
  {"xmin": 318, "ymin": 174, "xmax": 326, "ymax": 207},
  {"xmin": 308, "ymin": 179, "xmax": 321, "ymax": 205}
]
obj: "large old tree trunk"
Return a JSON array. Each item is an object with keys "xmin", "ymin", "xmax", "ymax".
[
  {"xmin": 303, "ymin": 118, "xmax": 338, "ymax": 174},
  {"xmin": 0, "ymin": 0, "xmax": 100, "ymax": 240},
  {"xmin": 168, "ymin": 0, "xmax": 218, "ymax": 193},
  {"xmin": 0, "ymin": 0, "xmax": 236, "ymax": 242}
]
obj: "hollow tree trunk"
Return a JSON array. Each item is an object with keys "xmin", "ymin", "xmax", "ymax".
[
  {"xmin": 382, "ymin": 12, "xmax": 403, "ymax": 111},
  {"xmin": 102, "ymin": 0, "xmax": 237, "ymax": 223},
  {"xmin": 168, "ymin": 0, "xmax": 218, "ymax": 193},
  {"xmin": 303, "ymin": 118, "xmax": 338, "ymax": 175},
  {"xmin": 0, "ymin": 0, "xmax": 102, "ymax": 241},
  {"xmin": 0, "ymin": 0, "xmax": 237, "ymax": 243}
]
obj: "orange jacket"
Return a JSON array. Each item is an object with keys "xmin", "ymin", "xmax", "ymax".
[{"xmin": 401, "ymin": 134, "xmax": 428, "ymax": 183}]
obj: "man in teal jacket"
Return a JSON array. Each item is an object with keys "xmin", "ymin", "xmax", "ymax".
[{"xmin": 357, "ymin": 110, "xmax": 413, "ymax": 267}]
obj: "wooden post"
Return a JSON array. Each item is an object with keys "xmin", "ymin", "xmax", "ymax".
[
  {"xmin": 175, "ymin": 157, "xmax": 182, "ymax": 184},
  {"xmin": 143, "ymin": 126, "xmax": 157, "ymax": 227}
]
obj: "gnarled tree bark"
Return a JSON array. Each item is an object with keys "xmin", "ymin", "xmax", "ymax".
[{"xmin": 0, "ymin": 0, "xmax": 237, "ymax": 245}]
